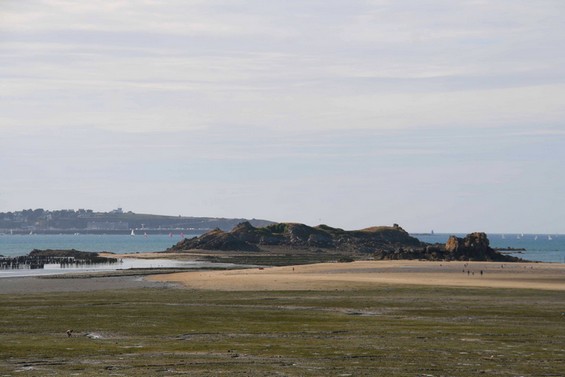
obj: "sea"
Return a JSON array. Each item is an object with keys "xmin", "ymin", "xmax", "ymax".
[
  {"xmin": 0, "ymin": 233, "xmax": 230, "ymax": 278},
  {"xmin": 0, "ymin": 232, "xmax": 563, "ymax": 263}
]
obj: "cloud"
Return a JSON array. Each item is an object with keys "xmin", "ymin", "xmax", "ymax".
[
  {"xmin": 1, "ymin": 0, "xmax": 565, "ymax": 231},
  {"xmin": 2, "ymin": 0, "xmax": 564, "ymax": 135},
  {"xmin": 0, "ymin": 0, "xmax": 295, "ymax": 38}
]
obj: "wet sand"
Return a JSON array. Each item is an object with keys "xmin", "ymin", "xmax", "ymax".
[
  {"xmin": 148, "ymin": 260, "xmax": 565, "ymax": 291},
  {"xmin": 0, "ymin": 275, "xmax": 176, "ymax": 294}
]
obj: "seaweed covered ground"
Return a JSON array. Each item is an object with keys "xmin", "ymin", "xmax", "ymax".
[{"xmin": 1, "ymin": 284, "xmax": 563, "ymax": 376}]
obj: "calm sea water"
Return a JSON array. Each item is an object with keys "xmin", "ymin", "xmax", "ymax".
[
  {"xmin": 0, "ymin": 233, "xmax": 563, "ymax": 263},
  {"xmin": 0, "ymin": 233, "xmax": 198, "ymax": 258},
  {"xmin": 0, "ymin": 233, "xmax": 229, "ymax": 278}
]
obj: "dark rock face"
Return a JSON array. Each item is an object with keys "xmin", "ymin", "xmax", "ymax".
[
  {"xmin": 171, "ymin": 228, "xmax": 260, "ymax": 252},
  {"xmin": 445, "ymin": 232, "xmax": 517, "ymax": 261},
  {"xmin": 307, "ymin": 233, "xmax": 334, "ymax": 247},
  {"xmin": 445, "ymin": 232, "xmax": 489, "ymax": 253}
]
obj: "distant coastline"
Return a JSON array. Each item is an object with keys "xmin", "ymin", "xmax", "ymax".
[
  {"xmin": 0, "ymin": 208, "xmax": 273, "ymax": 235},
  {"xmin": 1, "ymin": 229, "xmax": 208, "ymax": 236}
]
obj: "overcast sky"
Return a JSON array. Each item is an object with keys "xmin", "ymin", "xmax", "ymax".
[{"xmin": 1, "ymin": 0, "xmax": 564, "ymax": 233}]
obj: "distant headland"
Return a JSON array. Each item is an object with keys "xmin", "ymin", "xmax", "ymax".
[{"xmin": 0, "ymin": 208, "xmax": 274, "ymax": 235}]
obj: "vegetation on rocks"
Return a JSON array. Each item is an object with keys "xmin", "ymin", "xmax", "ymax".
[{"xmin": 170, "ymin": 222, "xmax": 420, "ymax": 252}]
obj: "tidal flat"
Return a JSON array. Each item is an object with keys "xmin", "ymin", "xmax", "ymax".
[{"xmin": 0, "ymin": 284, "xmax": 564, "ymax": 376}]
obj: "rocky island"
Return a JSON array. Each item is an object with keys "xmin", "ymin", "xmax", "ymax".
[{"xmin": 168, "ymin": 222, "xmax": 522, "ymax": 264}]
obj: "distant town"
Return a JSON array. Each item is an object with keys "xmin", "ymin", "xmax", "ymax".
[{"xmin": 0, "ymin": 208, "xmax": 273, "ymax": 235}]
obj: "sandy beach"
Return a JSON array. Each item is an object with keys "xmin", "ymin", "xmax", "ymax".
[
  {"xmin": 2, "ymin": 258, "xmax": 563, "ymax": 294},
  {"xmin": 148, "ymin": 260, "xmax": 565, "ymax": 291}
]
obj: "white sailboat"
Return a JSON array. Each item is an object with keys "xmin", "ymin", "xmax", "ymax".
[{"xmin": 131, "ymin": 229, "xmax": 135, "ymax": 236}]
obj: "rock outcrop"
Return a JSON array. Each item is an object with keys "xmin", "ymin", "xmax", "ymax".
[
  {"xmin": 169, "ymin": 222, "xmax": 523, "ymax": 262},
  {"xmin": 444, "ymin": 232, "xmax": 520, "ymax": 261},
  {"xmin": 373, "ymin": 232, "xmax": 521, "ymax": 262},
  {"xmin": 171, "ymin": 228, "xmax": 260, "ymax": 252}
]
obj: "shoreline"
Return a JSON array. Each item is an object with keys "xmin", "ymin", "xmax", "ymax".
[
  {"xmin": 148, "ymin": 260, "xmax": 565, "ymax": 292},
  {"xmin": 1, "ymin": 253, "xmax": 564, "ymax": 294}
]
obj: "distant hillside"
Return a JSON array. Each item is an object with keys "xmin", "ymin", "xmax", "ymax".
[{"xmin": 0, "ymin": 209, "xmax": 274, "ymax": 234}]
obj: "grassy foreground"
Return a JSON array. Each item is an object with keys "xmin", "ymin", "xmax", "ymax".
[{"xmin": 1, "ymin": 285, "xmax": 564, "ymax": 376}]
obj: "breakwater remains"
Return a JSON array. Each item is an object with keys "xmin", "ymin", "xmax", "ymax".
[{"xmin": 0, "ymin": 249, "xmax": 119, "ymax": 270}]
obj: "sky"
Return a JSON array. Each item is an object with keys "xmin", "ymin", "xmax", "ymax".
[{"xmin": 1, "ymin": 0, "xmax": 564, "ymax": 233}]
